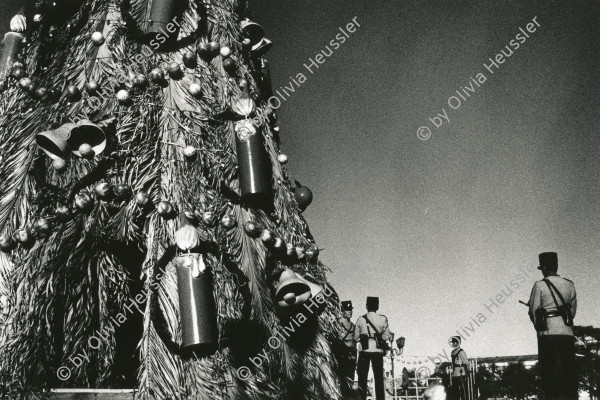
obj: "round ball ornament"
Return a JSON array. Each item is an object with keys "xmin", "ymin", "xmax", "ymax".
[
  {"xmin": 86, "ymin": 80, "xmax": 99, "ymax": 95},
  {"xmin": 12, "ymin": 68, "xmax": 25, "ymax": 79},
  {"xmin": 34, "ymin": 218, "xmax": 52, "ymax": 235},
  {"xmin": 208, "ymin": 41, "xmax": 220, "ymax": 56},
  {"xmin": 18, "ymin": 77, "xmax": 32, "ymax": 90},
  {"xmin": 183, "ymin": 146, "xmax": 196, "ymax": 159},
  {"xmin": 47, "ymin": 88, "xmax": 61, "ymax": 103},
  {"xmin": 78, "ymin": 143, "xmax": 95, "ymax": 159},
  {"xmin": 197, "ymin": 43, "xmax": 211, "ymax": 62},
  {"xmin": 113, "ymin": 184, "xmax": 131, "ymax": 200},
  {"xmin": 188, "ymin": 83, "xmax": 201, "ymax": 97},
  {"xmin": 116, "ymin": 89, "xmax": 130, "ymax": 104},
  {"xmin": 0, "ymin": 234, "xmax": 15, "ymax": 252},
  {"xmin": 52, "ymin": 158, "xmax": 67, "ymax": 172},
  {"xmin": 260, "ymin": 229, "xmax": 275, "ymax": 245},
  {"xmin": 94, "ymin": 182, "xmax": 112, "ymax": 199},
  {"xmin": 295, "ymin": 246, "xmax": 306, "ymax": 260},
  {"xmin": 75, "ymin": 193, "xmax": 94, "ymax": 212},
  {"xmin": 183, "ymin": 51, "xmax": 197, "ymax": 68},
  {"xmin": 133, "ymin": 74, "xmax": 148, "ymax": 88},
  {"xmin": 220, "ymin": 46, "xmax": 231, "ymax": 58},
  {"xmin": 65, "ymin": 85, "xmax": 81, "ymax": 101},
  {"xmin": 167, "ymin": 62, "xmax": 182, "ymax": 79},
  {"xmin": 223, "ymin": 58, "xmax": 236, "ymax": 76},
  {"xmin": 135, "ymin": 191, "xmax": 151, "ymax": 206},
  {"xmin": 244, "ymin": 221, "xmax": 261, "ymax": 238},
  {"xmin": 293, "ymin": 183, "xmax": 313, "ymax": 211},
  {"xmin": 277, "ymin": 154, "xmax": 288, "ymax": 165},
  {"xmin": 201, "ymin": 211, "xmax": 216, "ymax": 226},
  {"xmin": 157, "ymin": 201, "xmax": 175, "ymax": 219},
  {"xmin": 32, "ymin": 87, "xmax": 47, "ymax": 100},
  {"xmin": 14, "ymin": 228, "xmax": 33, "ymax": 245},
  {"xmin": 55, "ymin": 205, "xmax": 72, "ymax": 222},
  {"xmin": 149, "ymin": 68, "xmax": 165, "ymax": 83},
  {"xmin": 33, "ymin": 14, "xmax": 43, "ymax": 23},
  {"xmin": 221, "ymin": 214, "xmax": 237, "ymax": 229},
  {"xmin": 272, "ymin": 238, "xmax": 285, "ymax": 253},
  {"xmin": 91, "ymin": 31, "xmax": 105, "ymax": 45}
]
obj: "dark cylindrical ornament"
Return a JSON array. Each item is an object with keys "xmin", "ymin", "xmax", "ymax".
[
  {"xmin": 145, "ymin": 0, "xmax": 181, "ymax": 44},
  {"xmin": 0, "ymin": 32, "xmax": 25, "ymax": 80},
  {"xmin": 174, "ymin": 253, "xmax": 218, "ymax": 356},
  {"xmin": 235, "ymin": 120, "xmax": 272, "ymax": 203}
]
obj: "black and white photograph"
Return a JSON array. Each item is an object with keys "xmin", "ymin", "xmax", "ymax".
[{"xmin": 0, "ymin": 0, "xmax": 598, "ymax": 399}]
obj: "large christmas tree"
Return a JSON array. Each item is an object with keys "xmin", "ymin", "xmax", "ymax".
[{"xmin": 0, "ymin": 0, "xmax": 344, "ymax": 398}]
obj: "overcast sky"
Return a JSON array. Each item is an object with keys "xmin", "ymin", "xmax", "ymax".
[{"xmin": 1, "ymin": 0, "xmax": 599, "ymax": 359}]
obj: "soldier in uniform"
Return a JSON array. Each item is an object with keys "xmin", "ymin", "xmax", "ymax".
[
  {"xmin": 354, "ymin": 296, "xmax": 393, "ymax": 400},
  {"xmin": 449, "ymin": 336, "xmax": 469, "ymax": 400},
  {"xmin": 528, "ymin": 252, "xmax": 578, "ymax": 400},
  {"xmin": 337, "ymin": 301, "xmax": 357, "ymax": 393}
]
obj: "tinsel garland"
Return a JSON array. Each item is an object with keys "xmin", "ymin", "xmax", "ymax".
[{"xmin": 0, "ymin": 0, "xmax": 345, "ymax": 399}]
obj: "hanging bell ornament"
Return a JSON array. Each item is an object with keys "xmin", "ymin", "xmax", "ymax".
[
  {"xmin": 244, "ymin": 221, "xmax": 261, "ymax": 238},
  {"xmin": 172, "ymin": 253, "xmax": 218, "ymax": 355},
  {"xmin": 91, "ymin": 31, "xmax": 105, "ymax": 45},
  {"xmin": 68, "ymin": 120, "xmax": 107, "ymax": 158},
  {"xmin": 293, "ymin": 181, "xmax": 313, "ymax": 211},
  {"xmin": 220, "ymin": 214, "xmax": 236, "ymax": 229},
  {"xmin": 0, "ymin": 233, "xmax": 15, "ymax": 252},
  {"xmin": 157, "ymin": 201, "xmax": 175, "ymax": 219},
  {"xmin": 95, "ymin": 182, "xmax": 113, "ymax": 200},
  {"xmin": 75, "ymin": 193, "xmax": 94, "ymax": 212},
  {"xmin": 135, "ymin": 191, "xmax": 151, "ymax": 206},
  {"xmin": 274, "ymin": 268, "xmax": 311, "ymax": 308}
]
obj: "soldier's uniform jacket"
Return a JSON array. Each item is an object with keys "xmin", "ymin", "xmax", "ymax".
[
  {"xmin": 528, "ymin": 275, "xmax": 577, "ymax": 336},
  {"xmin": 338, "ymin": 317, "xmax": 356, "ymax": 348},
  {"xmin": 353, "ymin": 312, "xmax": 393, "ymax": 353},
  {"xmin": 451, "ymin": 347, "xmax": 469, "ymax": 377}
]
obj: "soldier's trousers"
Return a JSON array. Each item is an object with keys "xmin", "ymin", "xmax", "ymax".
[
  {"xmin": 450, "ymin": 376, "xmax": 468, "ymax": 400},
  {"xmin": 357, "ymin": 352, "xmax": 384, "ymax": 400},
  {"xmin": 538, "ymin": 335, "xmax": 577, "ymax": 400}
]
